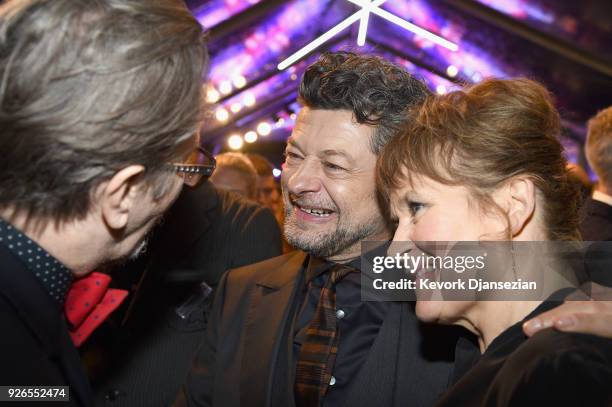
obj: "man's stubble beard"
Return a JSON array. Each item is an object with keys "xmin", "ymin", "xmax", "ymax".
[{"xmin": 283, "ymin": 206, "xmax": 384, "ymax": 259}]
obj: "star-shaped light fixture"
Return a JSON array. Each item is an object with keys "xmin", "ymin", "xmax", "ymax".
[{"xmin": 278, "ymin": 0, "xmax": 458, "ymax": 71}]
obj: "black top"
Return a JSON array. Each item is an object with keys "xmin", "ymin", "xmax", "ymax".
[
  {"xmin": 439, "ymin": 291, "xmax": 612, "ymax": 407},
  {"xmin": 292, "ymin": 256, "xmax": 390, "ymax": 407},
  {"xmin": 0, "ymin": 218, "xmax": 72, "ymax": 305}
]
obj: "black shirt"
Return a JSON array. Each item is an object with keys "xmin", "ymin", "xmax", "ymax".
[
  {"xmin": 292, "ymin": 256, "xmax": 390, "ymax": 407},
  {"xmin": 440, "ymin": 291, "xmax": 612, "ymax": 407},
  {"xmin": 0, "ymin": 218, "xmax": 72, "ymax": 307}
]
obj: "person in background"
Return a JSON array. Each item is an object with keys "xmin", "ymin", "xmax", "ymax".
[
  {"xmin": 248, "ymin": 153, "xmax": 292, "ymax": 252},
  {"xmin": 567, "ymin": 162, "xmax": 593, "ymax": 200},
  {"xmin": 581, "ymin": 106, "xmax": 612, "ymax": 241},
  {"xmin": 247, "ymin": 153, "xmax": 283, "ymax": 215},
  {"xmin": 0, "ymin": 0, "xmax": 206, "ymax": 406},
  {"xmin": 378, "ymin": 77, "xmax": 612, "ymax": 406},
  {"xmin": 209, "ymin": 152, "xmax": 258, "ymax": 199}
]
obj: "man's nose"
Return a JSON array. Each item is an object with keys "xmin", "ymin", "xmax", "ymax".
[{"xmin": 287, "ymin": 159, "xmax": 322, "ymax": 195}]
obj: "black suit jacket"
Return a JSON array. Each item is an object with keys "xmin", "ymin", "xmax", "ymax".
[
  {"xmin": 179, "ymin": 251, "xmax": 457, "ymax": 407},
  {"xmin": 580, "ymin": 197, "xmax": 612, "ymax": 241},
  {"xmin": 0, "ymin": 244, "xmax": 93, "ymax": 407},
  {"xmin": 88, "ymin": 182, "xmax": 282, "ymax": 407}
]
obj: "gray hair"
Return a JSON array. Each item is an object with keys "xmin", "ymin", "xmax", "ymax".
[{"xmin": 0, "ymin": 0, "xmax": 207, "ymax": 222}]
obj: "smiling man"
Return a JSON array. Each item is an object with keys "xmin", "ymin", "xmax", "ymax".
[
  {"xmin": 179, "ymin": 51, "xmax": 457, "ymax": 407},
  {"xmin": 282, "ymin": 108, "xmax": 389, "ymax": 261}
]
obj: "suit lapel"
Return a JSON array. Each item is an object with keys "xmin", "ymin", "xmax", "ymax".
[{"xmin": 240, "ymin": 252, "xmax": 307, "ymax": 407}]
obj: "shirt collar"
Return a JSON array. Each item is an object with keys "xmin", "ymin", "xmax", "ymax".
[
  {"xmin": 592, "ymin": 190, "xmax": 612, "ymax": 207},
  {"xmin": 0, "ymin": 218, "xmax": 73, "ymax": 307},
  {"xmin": 304, "ymin": 256, "xmax": 362, "ymax": 284}
]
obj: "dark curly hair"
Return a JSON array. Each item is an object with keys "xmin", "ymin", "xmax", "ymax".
[{"xmin": 298, "ymin": 51, "xmax": 431, "ymax": 154}]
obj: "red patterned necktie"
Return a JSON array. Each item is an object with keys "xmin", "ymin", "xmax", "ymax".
[
  {"xmin": 295, "ymin": 264, "xmax": 356, "ymax": 407},
  {"xmin": 64, "ymin": 272, "xmax": 128, "ymax": 347}
]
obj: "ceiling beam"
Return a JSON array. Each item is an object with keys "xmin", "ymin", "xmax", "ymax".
[
  {"xmin": 206, "ymin": 0, "xmax": 287, "ymax": 41},
  {"xmin": 215, "ymin": 32, "xmax": 349, "ymax": 104},
  {"xmin": 367, "ymin": 39, "xmax": 465, "ymax": 84},
  {"xmin": 440, "ymin": 0, "xmax": 612, "ymax": 77},
  {"xmin": 205, "ymin": 87, "xmax": 298, "ymax": 140}
]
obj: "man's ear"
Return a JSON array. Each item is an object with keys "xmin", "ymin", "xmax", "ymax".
[
  {"xmin": 97, "ymin": 165, "xmax": 146, "ymax": 231},
  {"xmin": 503, "ymin": 177, "xmax": 537, "ymax": 237}
]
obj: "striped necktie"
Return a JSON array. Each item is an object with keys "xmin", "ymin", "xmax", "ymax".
[{"xmin": 294, "ymin": 264, "xmax": 356, "ymax": 407}]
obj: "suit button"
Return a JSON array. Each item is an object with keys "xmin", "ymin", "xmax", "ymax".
[
  {"xmin": 105, "ymin": 389, "xmax": 122, "ymax": 401},
  {"xmin": 330, "ymin": 376, "xmax": 336, "ymax": 386},
  {"xmin": 336, "ymin": 309, "xmax": 345, "ymax": 319}
]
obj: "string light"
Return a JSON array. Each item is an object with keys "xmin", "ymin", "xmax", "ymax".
[
  {"xmin": 228, "ymin": 134, "xmax": 244, "ymax": 150},
  {"xmin": 230, "ymin": 102, "xmax": 242, "ymax": 113},
  {"xmin": 244, "ymin": 131, "xmax": 258, "ymax": 143},
  {"xmin": 446, "ymin": 65, "xmax": 458, "ymax": 78},
  {"xmin": 219, "ymin": 80, "xmax": 232, "ymax": 95},
  {"xmin": 243, "ymin": 93, "xmax": 256, "ymax": 107},
  {"xmin": 215, "ymin": 108, "xmax": 229, "ymax": 122},
  {"xmin": 436, "ymin": 84, "xmax": 447, "ymax": 95},
  {"xmin": 206, "ymin": 88, "xmax": 220, "ymax": 103},
  {"xmin": 256, "ymin": 122, "xmax": 272, "ymax": 136},
  {"xmin": 272, "ymin": 168, "xmax": 282, "ymax": 178},
  {"xmin": 233, "ymin": 75, "xmax": 247, "ymax": 89}
]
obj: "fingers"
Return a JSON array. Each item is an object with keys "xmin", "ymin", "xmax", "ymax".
[{"xmin": 523, "ymin": 300, "xmax": 612, "ymax": 338}]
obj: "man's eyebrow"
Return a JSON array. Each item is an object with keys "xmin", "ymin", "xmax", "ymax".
[
  {"xmin": 286, "ymin": 137, "xmax": 303, "ymax": 152},
  {"xmin": 320, "ymin": 149, "xmax": 355, "ymax": 163}
]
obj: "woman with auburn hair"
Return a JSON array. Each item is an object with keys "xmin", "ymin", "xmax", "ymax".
[{"xmin": 377, "ymin": 78, "xmax": 612, "ymax": 406}]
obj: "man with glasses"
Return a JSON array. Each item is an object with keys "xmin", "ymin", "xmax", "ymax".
[
  {"xmin": 0, "ymin": 0, "xmax": 207, "ymax": 405},
  {"xmin": 86, "ymin": 152, "xmax": 283, "ymax": 405}
]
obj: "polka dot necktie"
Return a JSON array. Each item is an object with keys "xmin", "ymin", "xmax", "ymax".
[
  {"xmin": 294, "ymin": 264, "xmax": 356, "ymax": 407},
  {"xmin": 64, "ymin": 272, "xmax": 128, "ymax": 347}
]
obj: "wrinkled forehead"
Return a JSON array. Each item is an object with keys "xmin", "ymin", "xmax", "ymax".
[{"xmin": 289, "ymin": 107, "xmax": 376, "ymax": 160}]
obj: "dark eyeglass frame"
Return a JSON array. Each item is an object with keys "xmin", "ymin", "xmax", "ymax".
[{"xmin": 169, "ymin": 147, "xmax": 216, "ymax": 187}]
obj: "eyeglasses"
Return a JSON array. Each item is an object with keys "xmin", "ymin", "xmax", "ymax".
[{"xmin": 169, "ymin": 147, "xmax": 216, "ymax": 187}]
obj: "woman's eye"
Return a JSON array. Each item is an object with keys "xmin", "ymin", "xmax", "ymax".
[{"xmin": 408, "ymin": 201, "xmax": 425, "ymax": 217}]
